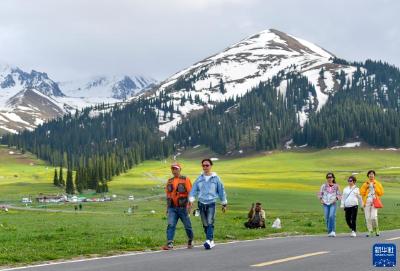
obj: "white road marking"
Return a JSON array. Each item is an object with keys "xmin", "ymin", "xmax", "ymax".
[
  {"xmin": 386, "ymin": 237, "xmax": 400, "ymax": 241},
  {"xmin": 251, "ymin": 251, "xmax": 329, "ymax": 267}
]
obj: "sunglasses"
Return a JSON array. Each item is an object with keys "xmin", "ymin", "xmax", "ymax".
[
  {"xmin": 326, "ymin": 176, "xmax": 333, "ymax": 179},
  {"xmin": 348, "ymin": 179, "xmax": 354, "ymax": 182},
  {"xmin": 202, "ymin": 164, "xmax": 211, "ymax": 167}
]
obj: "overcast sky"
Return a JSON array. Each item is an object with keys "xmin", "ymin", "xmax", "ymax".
[{"xmin": 0, "ymin": 0, "xmax": 399, "ymax": 82}]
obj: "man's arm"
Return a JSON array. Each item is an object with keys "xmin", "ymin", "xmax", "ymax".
[
  {"xmin": 188, "ymin": 177, "xmax": 199, "ymax": 203},
  {"xmin": 216, "ymin": 177, "xmax": 227, "ymax": 205},
  {"xmin": 186, "ymin": 177, "xmax": 193, "ymax": 212}
]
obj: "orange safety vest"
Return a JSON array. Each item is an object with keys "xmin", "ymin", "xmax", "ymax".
[{"xmin": 166, "ymin": 176, "xmax": 192, "ymax": 208}]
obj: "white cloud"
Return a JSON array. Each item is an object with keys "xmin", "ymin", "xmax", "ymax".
[{"xmin": 0, "ymin": 0, "xmax": 399, "ymax": 82}]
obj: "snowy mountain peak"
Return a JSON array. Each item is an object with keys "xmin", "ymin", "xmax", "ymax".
[
  {"xmin": 60, "ymin": 75, "xmax": 156, "ymax": 100},
  {"xmin": 225, "ymin": 29, "xmax": 334, "ymax": 60},
  {"xmin": 1, "ymin": 64, "xmax": 156, "ymax": 134},
  {"xmin": 0, "ymin": 66, "xmax": 64, "ymax": 97},
  {"xmin": 147, "ymin": 28, "xmax": 357, "ymax": 134}
]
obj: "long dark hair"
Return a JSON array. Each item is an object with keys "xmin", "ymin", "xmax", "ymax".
[{"xmin": 326, "ymin": 172, "xmax": 336, "ymax": 183}]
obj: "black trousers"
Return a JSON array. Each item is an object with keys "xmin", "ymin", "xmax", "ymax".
[
  {"xmin": 344, "ymin": 206, "xmax": 358, "ymax": 231},
  {"xmin": 244, "ymin": 221, "xmax": 265, "ymax": 229}
]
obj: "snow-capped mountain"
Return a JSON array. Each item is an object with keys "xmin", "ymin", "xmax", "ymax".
[
  {"xmin": 0, "ymin": 64, "xmax": 67, "ymax": 133},
  {"xmin": 0, "ymin": 64, "xmax": 156, "ymax": 134},
  {"xmin": 0, "ymin": 64, "xmax": 64, "ymax": 98},
  {"xmin": 144, "ymin": 29, "xmax": 358, "ymax": 133},
  {"xmin": 60, "ymin": 75, "xmax": 156, "ymax": 100}
]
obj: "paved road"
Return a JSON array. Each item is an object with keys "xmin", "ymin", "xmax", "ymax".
[{"xmin": 2, "ymin": 230, "xmax": 399, "ymax": 271}]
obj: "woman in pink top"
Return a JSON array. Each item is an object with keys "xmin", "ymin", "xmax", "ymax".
[{"xmin": 318, "ymin": 172, "xmax": 341, "ymax": 237}]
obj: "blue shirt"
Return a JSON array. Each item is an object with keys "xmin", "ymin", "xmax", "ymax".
[{"xmin": 189, "ymin": 173, "xmax": 227, "ymax": 205}]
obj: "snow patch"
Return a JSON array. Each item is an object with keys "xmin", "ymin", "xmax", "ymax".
[
  {"xmin": 285, "ymin": 139, "xmax": 293, "ymax": 149},
  {"xmin": 296, "ymin": 111, "xmax": 308, "ymax": 127},
  {"xmin": 331, "ymin": 142, "xmax": 361, "ymax": 149}
]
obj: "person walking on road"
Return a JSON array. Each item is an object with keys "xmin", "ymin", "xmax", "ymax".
[
  {"xmin": 162, "ymin": 162, "xmax": 194, "ymax": 250},
  {"xmin": 189, "ymin": 158, "xmax": 227, "ymax": 249},
  {"xmin": 318, "ymin": 172, "xmax": 341, "ymax": 237},
  {"xmin": 340, "ymin": 175, "xmax": 362, "ymax": 237},
  {"xmin": 360, "ymin": 170, "xmax": 384, "ymax": 237}
]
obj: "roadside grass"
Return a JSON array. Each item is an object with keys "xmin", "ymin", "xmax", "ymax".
[{"xmin": 0, "ymin": 145, "xmax": 400, "ymax": 266}]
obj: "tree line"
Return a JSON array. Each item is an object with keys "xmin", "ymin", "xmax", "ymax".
[{"xmin": 1, "ymin": 60, "xmax": 399, "ymax": 194}]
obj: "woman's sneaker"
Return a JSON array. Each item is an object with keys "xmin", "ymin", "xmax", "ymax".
[
  {"xmin": 328, "ymin": 231, "xmax": 336, "ymax": 237},
  {"xmin": 187, "ymin": 240, "xmax": 193, "ymax": 249},
  {"xmin": 351, "ymin": 231, "xmax": 356, "ymax": 237},
  {"xmin": 366, "ymin": 231, "xmax": 374, "ymax": 237}
]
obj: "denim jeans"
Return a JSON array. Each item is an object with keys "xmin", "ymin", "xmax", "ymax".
[
  {"xmin": 166, "ymin": 207, "xmax": 193, "ymax": 242},
  {"xmin": 198, "ymin": 202, "xmax": 216, "ymax": 241},
  {"xmin": 323, "ymin": 203, "xmax": 337, "ymax": 233}
]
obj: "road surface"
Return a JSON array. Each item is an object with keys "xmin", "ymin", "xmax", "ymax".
[{"xmin": 2, "ymin": 230, "xmax": 399, "ymax": 271}]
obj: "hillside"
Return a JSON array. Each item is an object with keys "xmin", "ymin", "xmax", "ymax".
[
  {"xmin": 0, "ymin": 64, "xmax": 156, "ymax": 134},
  {"xmin": 2, "ymin": 29, "xmax": 400, "ymax": 187},
  {"xmin": 1, "ymin": 145, "xmax": 400, "ymax": 266}
]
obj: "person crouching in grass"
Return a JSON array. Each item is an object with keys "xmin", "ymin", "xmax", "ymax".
[{"xmin": 245, "ymin": 202, "xmax": 266, "ymax": 229}]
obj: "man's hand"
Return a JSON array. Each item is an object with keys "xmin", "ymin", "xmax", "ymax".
[
  {"xmin": 187, "ymin": 202, "xmax": 193, "ymax": 214},
  {"xmin": 222, "ymin": 204, "xmax": 227, "ymax": 213}
]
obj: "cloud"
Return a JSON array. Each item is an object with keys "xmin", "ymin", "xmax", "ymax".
[{"xmin": 0, "ymin": 0, "xmax": 399, "ymax": 81}]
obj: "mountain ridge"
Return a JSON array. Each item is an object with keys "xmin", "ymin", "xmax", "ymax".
[
  {"xmin": 139, "ymin": 28, "xmax": 358, "ymax": 134},
  {"xmin": 0, "ymin": 65, "xmax": 156, "ymax": 134}
]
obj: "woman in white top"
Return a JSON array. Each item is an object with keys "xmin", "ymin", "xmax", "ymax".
[{"xmin": 340, "ymin": 175, "xmax": 362, "ymax": 237}]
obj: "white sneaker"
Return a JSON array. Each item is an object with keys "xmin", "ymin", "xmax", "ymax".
[
  {"xmin": 328, "ymin": 231, "xmax": 336, "ymax": 237},
  {"xmin": 209, "ymin": 240, "xmax": 215, "ymax": 249},
  {"xmin": 351, "ymin": 231, "xmax": 356, "ymax": 237}
]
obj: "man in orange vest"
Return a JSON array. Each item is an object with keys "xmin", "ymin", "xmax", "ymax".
[{"xmin": 162, "ymin": 162, "xmax": 194, "ymax": 250}]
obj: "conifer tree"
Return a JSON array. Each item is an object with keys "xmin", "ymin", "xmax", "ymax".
[
  {"xmin": 65, "ymin": 168, "xmax": 74, "ymax": 195},
  {"xmin": 53, "ymin": 168, "xmax": 59, "ymax": 186},
  {"xmin": 75, "ymin": 169, "xmax": 83, "ymax": 194},
  {"xmin": 59, "ymin": 166, "xmax": 65, "ymax": 186}
]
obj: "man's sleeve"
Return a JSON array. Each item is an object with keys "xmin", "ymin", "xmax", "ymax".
[
  {"xmin": 189, "ymin": 178, "xmax": 198, "ymax": 203},
  {"xmin": 186, "ymin": 177, "xmax": 192, "ymax": 194},
  {"xmin": 216, "ymin": 177, "xmax": 227, "ymax": 205}
]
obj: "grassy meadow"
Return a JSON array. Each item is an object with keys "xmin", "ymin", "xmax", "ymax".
[{"xmin": 0, "ymin": 145, "xmax": 400, "ymax": 267}]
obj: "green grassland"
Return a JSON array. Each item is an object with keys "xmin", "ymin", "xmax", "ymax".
[{"xmin": 0, "ymin": 145, "xmax": 400, "ymax": 267}]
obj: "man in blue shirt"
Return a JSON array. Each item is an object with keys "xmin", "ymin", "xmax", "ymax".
[{"xmin": 189, "ymin": 158, "xmax": 227, "ymax": 249}]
